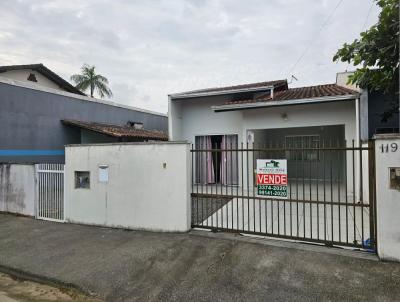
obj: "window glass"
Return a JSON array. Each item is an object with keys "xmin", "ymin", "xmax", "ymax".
[
  {"xmin": 285, "ymin": 135, "xmax": 320, "ymax": 161},
  {"xmin": 75, "ymin": 171, "xmax": 90, "ymax": 189}
]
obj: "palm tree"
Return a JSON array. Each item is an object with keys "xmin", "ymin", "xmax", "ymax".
[{"xmin": 70, "ymin": 64, "xmax": 113, "ymax": 98}]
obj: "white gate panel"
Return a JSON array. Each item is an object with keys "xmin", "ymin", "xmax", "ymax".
[{"xmin": 36, "ymin": 164, "xmax": 65, "ymax": 222}]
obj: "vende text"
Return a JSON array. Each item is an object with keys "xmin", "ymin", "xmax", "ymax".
[{"xmin": 257, "ymin": 174, "xmax": 287, "ymax": 185}]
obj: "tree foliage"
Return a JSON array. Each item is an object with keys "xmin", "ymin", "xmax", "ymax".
[
  {"xmin": 71, "ymin": 64, "xmax": 113, "ymax": 98},
  {"xmin": 333, "ymin": 0, "xmax": 399, "ymax": 95}
]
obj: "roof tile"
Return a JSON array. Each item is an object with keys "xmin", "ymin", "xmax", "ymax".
[
  {"xmin": 222, "ymin": 84, "xmax": 358, "ymax": 105},
  {"xmin": 62, "ymin": 119, "xmax": 168, "ymax": 141}
]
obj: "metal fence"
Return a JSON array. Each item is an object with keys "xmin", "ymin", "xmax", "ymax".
[
  {"xmin": 191, "ymin": 140, "xmax": 376, "ymax": 251},
  {"xmin": 36, "ymin": 164, "xmax": 65, "ymax": 222}
]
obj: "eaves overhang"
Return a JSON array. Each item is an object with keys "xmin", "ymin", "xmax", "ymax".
[
  {"xmin": 211, "ymin": 94, "xmax": 358, "ymax": 112},
  {"xmin": 169, "ymin": 86, "xmax": 274, "ymax": 99}
]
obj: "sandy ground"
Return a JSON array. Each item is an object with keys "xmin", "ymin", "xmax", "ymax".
[{"xmin": 0, "ymin": 273, "xmax": 102, "ymax": 302}]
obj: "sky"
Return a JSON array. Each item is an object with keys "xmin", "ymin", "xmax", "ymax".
[{"xmin": 0, "ymin": 0, "xmax": 380, "ymax": 113}]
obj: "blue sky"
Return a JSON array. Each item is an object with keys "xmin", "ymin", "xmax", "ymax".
[{"xmin": 0, "ymin": 0, "xmax": 379, "ymax": 113}]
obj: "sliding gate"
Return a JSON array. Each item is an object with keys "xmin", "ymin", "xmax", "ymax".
[
  {"xmin": 35, "ymin": 164, "xmax": 65, "ymax": 222},
  {"xmin": 191, "ymin": 141, "xmax": 377, "ymax": 251}
]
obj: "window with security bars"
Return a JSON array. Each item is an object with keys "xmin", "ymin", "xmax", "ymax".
[{"xmin": 285, "ymin": 135, "xmax": 320, "ymax": 161}]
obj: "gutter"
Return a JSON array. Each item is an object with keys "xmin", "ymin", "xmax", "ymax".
[
  {"xmin": 211, "ymin": 94, "xmax": 357, "ymax": 112},
  {"xmin": 169, "ymin": 85, "xmax": 274, "ymax": 99}
]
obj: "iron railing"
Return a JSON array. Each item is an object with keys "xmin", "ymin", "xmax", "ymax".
[
  {"xmin": 191, "ymin": 140, "xmax": 376, "ymax": 251},
  {"xmin": 36, "ymin": 164, "xmax": 65, "ymax": 222}
]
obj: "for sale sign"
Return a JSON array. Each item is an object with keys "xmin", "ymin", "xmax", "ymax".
[{"xmin": 257, "ymin": 159, "xmax": 288, "ymax": 199}]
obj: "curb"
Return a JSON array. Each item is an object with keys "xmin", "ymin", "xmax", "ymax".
[{"xmin": 189, "ymin": 229, "xmax": 379, "ymax": 261}]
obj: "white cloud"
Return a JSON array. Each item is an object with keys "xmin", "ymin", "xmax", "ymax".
[{"xmin": 0, "ymin": 0, "xmax": 380, "ymax": 113}]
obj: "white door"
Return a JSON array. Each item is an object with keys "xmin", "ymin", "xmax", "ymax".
[{"xmin": 35, "ymin": 164, "xmax": 65, "ymax": 222}]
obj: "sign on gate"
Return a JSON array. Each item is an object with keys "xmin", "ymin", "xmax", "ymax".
[{"xmin": 256, "ymin": 159, "xmax": 288, "ymax": 199}]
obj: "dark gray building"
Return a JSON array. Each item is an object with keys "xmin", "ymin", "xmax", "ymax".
[
  {"xmin": 365, "ymin": 90, "xmax": 399, "ymax": 138},
  {"xmin": 0, "ymin": 77, "xmax": 167, "ymax": 163}
]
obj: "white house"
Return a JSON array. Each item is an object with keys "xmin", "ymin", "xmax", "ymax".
[
  {"xmin": 168, "ymin": 74, "xmax": 378, "ymax": 249},
  {"xmin": 169, "ymin": 74, "xmax": 365, "ymax": 185},
  {"xmin": 167, "ymin": 73, "xmax": 377, "ymax": 249},
  {"xmin": 169, "ymin": 75, "xmax": 361, "ymax": 145}
]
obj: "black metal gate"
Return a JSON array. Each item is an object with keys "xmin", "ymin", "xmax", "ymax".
[{"xmin": 191, "ymin": 140, "xmax": 377, "ymax": 251}]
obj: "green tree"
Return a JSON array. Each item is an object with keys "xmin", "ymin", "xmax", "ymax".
[
  {"xmin": 333, "ymin": 0, "xmax": 399, "ymax": 114},
  {"xmin": 71, "ymin": 64, "xmax": 113, "ymax": 98}
]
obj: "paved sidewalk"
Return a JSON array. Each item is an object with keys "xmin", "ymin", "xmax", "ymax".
[{"xmin": 0, "ymin": 214, "xmax": 399, "ymax": 302}]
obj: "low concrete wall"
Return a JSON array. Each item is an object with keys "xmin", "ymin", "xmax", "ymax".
[
  {"xmin": 375, "ymin": 134, "xmax": 400, "ymax": 261},
  {"xmin": 0, "ymin": 164, "xmax": 35, "ymax": 216},
  {"xmin": 65, "ymin": 142, "xmax": 191, "ymax": 232}
]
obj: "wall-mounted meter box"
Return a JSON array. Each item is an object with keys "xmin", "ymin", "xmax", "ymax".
[
  {"xmin": 389, "ymin": 167, "xmax": 400, "ymax": 191},
  {"xmin": 99, "ymin": 165, "xmax": 109, "ymax": 183}
]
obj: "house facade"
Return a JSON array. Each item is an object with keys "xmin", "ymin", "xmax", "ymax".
[
  {"xmin": 169, "ymin": 78, "xmax": 359, "ymax": 146},
  {"xmin": 0, "ymin": 64, "xmax": 85, "ymax": 95},
  {"xmin": 169, "ymin": 75, "xmax": 363, "ymax": 187}
]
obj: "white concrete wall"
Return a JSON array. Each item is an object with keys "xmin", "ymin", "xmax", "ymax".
[
  {"xmin": 168, "ymin": 96, "xmax": 183, "ymax": 140},
  {"xmin": 0, "ymin": 164, "xmax": 35, "ymax": 216},
  {"xmin": 242, "ymin": 101, "xmax": 356, "ymax": 142},
  {"xmin": 375, "ymin": 135, "xmax": 400, "ymax": 261},
  {"xmin": 336, "ymin": 71, "xmax": 360, "ymax": 92},
  {"xmin": 0, "ymin": 70, "xmax": 65, "ymax": 91},
  {"xmin": 65, "ymin": 142, "xmax": 191, "ymax": 232},
  {"xmin": 179, "ymin": 97, "xmax": 244, "ymax": 143}
]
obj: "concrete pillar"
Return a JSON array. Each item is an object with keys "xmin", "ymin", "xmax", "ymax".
[{"xmin": 375, "ymin": 134, "xmax": 400, "ymax": 261}]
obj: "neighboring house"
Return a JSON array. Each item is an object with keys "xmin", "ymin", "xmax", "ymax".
[
  {"xmin": 0, "ymin": 63, "xmax": 85, "ymax": 95},
  {"xmin": 0, "ymin": 76, "xmax": 167, "ymax": 164},
  {"xmin": 62, "ymin": 119, "xmax": 168, "ymax": 143},
  {"xmin": 336, "ymin": 71, "xmax": 399, "ymax": 139}
]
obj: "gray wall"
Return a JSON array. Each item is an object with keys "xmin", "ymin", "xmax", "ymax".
[
  {"xmin": 80, "ymin": 129, "xmax": 119, "ymax": 144},
  {"xmin": 0, "ymin": 164, "xmax": 35, "ymax": 216},
  {"xmin": 367, "ymin": 90, "xmax": 399, "ymax": 138},
  {"xmin": 0, "ymin": 82, "xmax": 168, "ymax": 163},
  {"xmin": 361, "ymin": 89, "xmax": 399, "ymax": 140}
]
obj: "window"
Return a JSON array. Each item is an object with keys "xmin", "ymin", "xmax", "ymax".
[
  {"xmin": 285, "ymin": 135, "xmax": 320, "ymax": 161},
  {"xmin": 195, "ymin": 134, "xmax": 238, "ymax": 185},
  {"xmin": 75, "ymin": 171, "xmax": 90, "ymax": 189},
  {"xmin": 27, "ymin": 73, "xmax": 37, "ymax": 82}
]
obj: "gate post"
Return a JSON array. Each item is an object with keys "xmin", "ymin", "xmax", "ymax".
[
  {"xmin": 34, "ymin": 164, "xmax": 39, "ymax": 219},
  {"xmin": 368, "ymin": 140, "xmax": 377, "ymax": 252},
  {"xmin": 374, "ymin": 134, "xmax": 400, "ymax": 261}
]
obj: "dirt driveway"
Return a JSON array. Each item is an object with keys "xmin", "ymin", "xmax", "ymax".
[
  {"xmin": 0, "ymin": 214, "xmax": 399, "ymax": 301},
  {"xmin": 0, "ymin": 272, "xmax": 101, "ymax": 302}
]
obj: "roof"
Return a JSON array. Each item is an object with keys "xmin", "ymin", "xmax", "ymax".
[
  {"xmin": 0, "ymin": 63, "xmax": 85, "ymax": 95},
  {"xmin": 62, "ymin": 119, "xmax": 168, "ymax": 141},
  {"xmin": 221, "ymin": 84, "xmax": 358, "ymax": 106},
  {"xmin": 0, "ymin": 76, "xmax": 167, "ymax": 117},
  {"xmin": 171, "ymin": 79, "xmax": 288, "ymax": 98}
]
